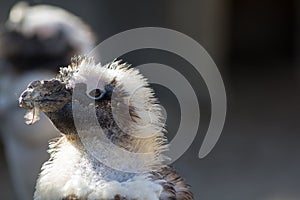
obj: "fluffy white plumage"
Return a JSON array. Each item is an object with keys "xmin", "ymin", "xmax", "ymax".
[{"xmin": 35, "ymin": 137, "xmax": 163, "ymax": 200}]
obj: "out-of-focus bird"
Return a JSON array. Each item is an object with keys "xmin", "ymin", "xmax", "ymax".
[
  {"xmin": 0, "ymin": 2, "xmax": 95, "ymax": 199},
  {"xmin": 0, "ymin": 2, "xmax": 95, "ymax": 70},
  {"xmin": 19, "ymin": 56, "xmax": 193, "ymax": 200}
]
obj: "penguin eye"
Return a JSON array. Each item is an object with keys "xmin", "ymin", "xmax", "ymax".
[{"xmin": 88, "ymin": 88, "xmax": 104, "ymax": 100}]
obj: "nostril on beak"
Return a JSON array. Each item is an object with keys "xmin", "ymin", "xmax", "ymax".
[
  {"xmin": 27, "ymin": 80, "xmax": 41, "ymax": 89},
  {"xmin": 20, "ymin": 90, "xmax": 32, "ymax": 102},
  {"xmin": 21, "ymin": 91, "xmax": 29, "ymax": 99}
]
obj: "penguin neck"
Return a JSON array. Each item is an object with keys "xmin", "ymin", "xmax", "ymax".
[{"xmin": 59, "ymin": 135, "xmax": 137, "ymax": 182}]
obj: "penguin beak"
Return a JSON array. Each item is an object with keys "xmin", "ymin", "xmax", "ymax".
[{"xmin": 19, "ymin": 79, "xmax": 71, "ymax": 113}]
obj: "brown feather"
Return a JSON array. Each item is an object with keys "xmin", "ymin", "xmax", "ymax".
[
  {"xmin": 113, "ymin": 194, "xmax": 127, "ymax": 200},
  {"xmin": 62, "ymin": 194, "xmax": 80, "ymax": 200},
  {"xmin": 151, "ymin": 166, "xmax": 194, "ymax": 200}
]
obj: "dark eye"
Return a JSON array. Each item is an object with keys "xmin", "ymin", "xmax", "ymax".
[{"xmin": 88, "ymin": 88, "xmax": 104, "ymax": 100}]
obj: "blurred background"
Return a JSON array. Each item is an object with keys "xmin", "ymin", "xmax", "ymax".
[{"xmin": 0, "ymin": 0, "xmax": 299, "ymax": 200}]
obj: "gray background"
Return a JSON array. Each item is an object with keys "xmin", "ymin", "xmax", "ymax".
[{"xmin": 1, "ymin": 0, "xmax": 300, "ymax": 199}]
